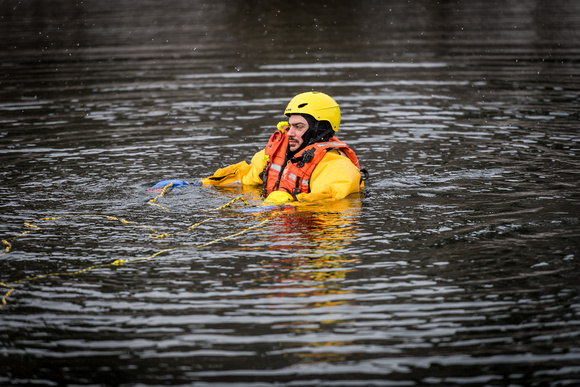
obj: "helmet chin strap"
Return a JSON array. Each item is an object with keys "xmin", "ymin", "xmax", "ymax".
[{"xmin": 307, "ymin": 127, "xmax": 333, "ymax": 145}]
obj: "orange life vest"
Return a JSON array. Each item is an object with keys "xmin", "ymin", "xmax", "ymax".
[{"xmin": 261, "ymin": 130, "xmax": 361, "ymax": 198}]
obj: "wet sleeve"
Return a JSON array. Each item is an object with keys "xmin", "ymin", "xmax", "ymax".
[
  {"xmin": 239, "ymin": 149, "xmax": 267, "ymax": 185},
  {"xmin": 297, "ymin": 151, "xmax": 362, "ymax": 202},
  {"xmin": 202, "ymin": 149, "xmax": 267, "ymax": 187}
]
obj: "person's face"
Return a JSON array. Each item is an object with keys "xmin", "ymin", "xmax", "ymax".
[{"xmin": 287, "ymin": 115, "xmax": 309, "ymax": 152}]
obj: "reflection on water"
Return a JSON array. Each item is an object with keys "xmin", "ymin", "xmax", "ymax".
[{"xmin": 1, "ymin": 0, "xmax": 580, "ymax": 385}]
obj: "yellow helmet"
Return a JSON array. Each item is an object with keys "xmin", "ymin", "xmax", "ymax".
[{"xmin": 284, "ymin": 91, "xmax": 341, "ymax": 131}]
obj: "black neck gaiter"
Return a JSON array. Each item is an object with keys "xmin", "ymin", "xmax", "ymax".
[{"xmin": 287, "ymin": 114, "xmax": 333, "ymax": 158}]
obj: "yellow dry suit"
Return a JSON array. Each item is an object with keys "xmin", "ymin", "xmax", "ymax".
[{"xmin": 202, "ymin": 129, "xmax": 363, "ymax": 204}]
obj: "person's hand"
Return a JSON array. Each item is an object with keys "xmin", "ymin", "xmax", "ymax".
[{"xmin": 263, "ymin": 190, "xmax": 293, "ymax": 204}]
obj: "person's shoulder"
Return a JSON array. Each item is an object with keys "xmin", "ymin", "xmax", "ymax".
[
  {"xmin": 312, "ymin": 148, "xmax": 360, "ymax": 185},
  {"xmin": 321, "ymin": 148, "xmax": 349, "ymax": 161},
  {"xmin": 316, "ymin": 150, "xmax": 358, "ymax": 175}
]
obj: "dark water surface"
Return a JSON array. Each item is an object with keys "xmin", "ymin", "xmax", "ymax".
[{"xmin": 1, "ymin": 0, "xmax": 580, "ymax": 385}]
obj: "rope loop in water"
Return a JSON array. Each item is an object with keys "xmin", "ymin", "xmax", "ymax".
[{"xmin": 0, "ymin": 184, "xmax": 272, "ymax": 309}]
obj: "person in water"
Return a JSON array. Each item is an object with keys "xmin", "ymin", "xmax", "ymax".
[{"xmin": 202, "ymin": 91, "xmax": 365, "ymax": 203}]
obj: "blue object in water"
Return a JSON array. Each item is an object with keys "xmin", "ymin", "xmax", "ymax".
[{"xmin": 150, "ymin": 180, "xmax": 190, "ymax": 190}]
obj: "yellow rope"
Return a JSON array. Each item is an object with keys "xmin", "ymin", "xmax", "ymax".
[
  {"xmin": 0, "ymin": 189, "xmax": 253, "ymax": 255},
  {"xmin": 195, "ymin": 215, "xmax": 271, "ymax": 248},
  {"xmin": 1, "ymin": 221, "xmax": 40, "ymax": 257},
  {"xmin": 149, "ymin": 217, "xmax": 215, "ymax": 240},
  {"xmin": 146, "ymin": 182, "xmax": 251, "ymax": 212},
  {"xmin": 0, "ymin": 185, "xmax": 273, "ymax": 308},
  {"xmin": 0, "ymin": 282, "xmax": 14, "ymax": 307},
  {"xmin": 206, "ymin": 196, "xmax": 250, "ymax": 211},
  {"xmin": 1, "ymin": 215, "xmax": 273, "ymax": 307},
  {"xmin": 147, "ymin": 182, "xmax": 174, "ymax": 210},
  {"xmin": 1, "ymin": 214, "xmax": 160, "ymax": 257}
]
